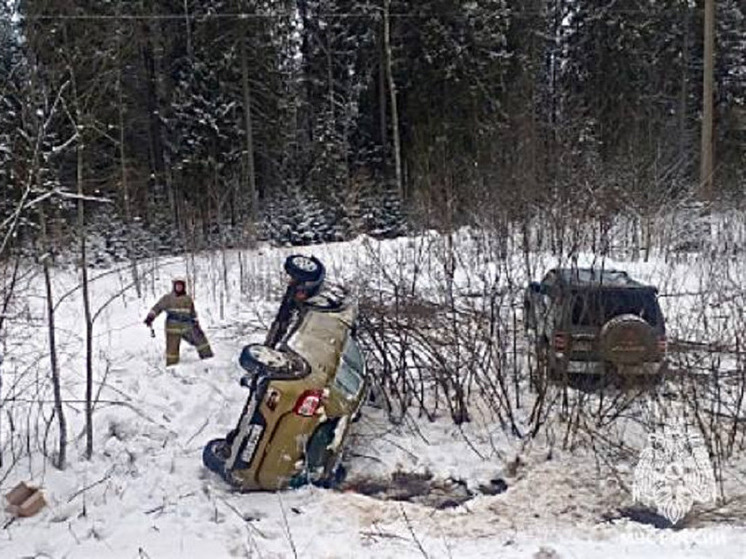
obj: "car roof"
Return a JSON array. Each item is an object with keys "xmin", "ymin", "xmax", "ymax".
[{"xmin": 548, "ymin": 268, "xmax": 656, "ymax": 290}]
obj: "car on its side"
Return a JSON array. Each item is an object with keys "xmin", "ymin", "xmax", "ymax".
[
  {"xmin": 524, "ymin": 267, "xmax": 667, "ymax": 387},
  {"xmin": 203, "ymin": 255, "xmax": 367, "ymax": 490}
]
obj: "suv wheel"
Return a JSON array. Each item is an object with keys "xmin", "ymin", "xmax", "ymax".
[
  {"xmin": 239, "ymin": 343, "xmax": 293, "ymax": 375},
  {"xmin": 284, "ymin": 254, "xmax": 325, "ymax": 283}
]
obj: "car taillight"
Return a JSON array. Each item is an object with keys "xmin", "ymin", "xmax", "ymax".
[
  {"xmin": 293, "ymin": 390, "xmax": 323, "ymax": 417},
  {"xmin": 554, "ymin": 332, "xmax": 568, "ymax": 351},
  {"xmin": 658, "ymin": 337, "xmax": 667, "ymax": 354}
]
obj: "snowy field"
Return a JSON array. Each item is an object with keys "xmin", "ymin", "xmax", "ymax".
[{"xmin": 2, "ymin": 230, "xmax": 746, "ymax": 558}]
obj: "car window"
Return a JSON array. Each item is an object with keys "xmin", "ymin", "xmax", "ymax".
[
  {"xmin": 334, "ymin": 338, "xmax": 364, "ymax": 397},
  {"xmin": 343, "ymin": 337, "xmax": 364, "ymax": 373},
  {"xmin": 571, "ymin": 290, "xmax": 659, "ymax": 326}
]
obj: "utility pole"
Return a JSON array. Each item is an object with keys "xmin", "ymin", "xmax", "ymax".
[{"xmin": 700, "ymin": 0, "xmax": 715, "ymax": 199}]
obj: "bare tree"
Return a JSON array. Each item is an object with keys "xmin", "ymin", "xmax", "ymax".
[{"xmin": 38, "ymin": 206, "xmax": 66, "ymax": 470}]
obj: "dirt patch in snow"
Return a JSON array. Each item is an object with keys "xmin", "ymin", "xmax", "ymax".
[{"xmin": 342, "ymin": 470, "xmax": 508, "ymax": 510}]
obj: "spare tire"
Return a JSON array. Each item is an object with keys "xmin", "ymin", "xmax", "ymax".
[{"xmin": 598, "ymin": 314, "xmax": 658, "ymax": 365}]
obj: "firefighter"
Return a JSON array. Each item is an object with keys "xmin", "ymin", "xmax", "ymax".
[{"xmin": 144, "ymin": 277, "xmax": 213, "ymax": 366}]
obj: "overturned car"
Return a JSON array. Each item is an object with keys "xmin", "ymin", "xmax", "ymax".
[{"xmin": 203, "ymin": 255, "xmax": 367, "ymax": 490}]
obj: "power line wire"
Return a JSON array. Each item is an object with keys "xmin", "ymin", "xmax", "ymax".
[{"xmin": 19, "ymin": 9, "xmax": 680, "ymax": 22}]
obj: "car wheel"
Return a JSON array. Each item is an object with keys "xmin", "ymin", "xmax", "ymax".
[
  {"xmin": 203, "ymin": 438, "xmax": 230, "ymax": 475},
  {"xmin": 284, "ymin": 254, "xmax": 325, "ymax": 283},
  {"xmin": 239, "ymin": 343, "xmax": 294, "ymax": 375}
]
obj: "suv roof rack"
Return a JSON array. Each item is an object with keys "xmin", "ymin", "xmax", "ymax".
[{"xmin": 552, "ymin": 267, "xmax": 653, "ymax": 290}]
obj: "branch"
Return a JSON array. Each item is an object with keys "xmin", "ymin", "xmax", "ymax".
[{"xmin": 50, "ymin": 132, "xmax": 80, "ymax": 154}]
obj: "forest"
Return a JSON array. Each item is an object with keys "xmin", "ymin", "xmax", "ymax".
[{"xmin": 1, "ymin": 1, "xmax": 744, "ymax": 257}]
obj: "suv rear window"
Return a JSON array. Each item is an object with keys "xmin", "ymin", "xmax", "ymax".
[{"xmin": 571, "ymin": 289, "xmax": 660, "ymax": 326}]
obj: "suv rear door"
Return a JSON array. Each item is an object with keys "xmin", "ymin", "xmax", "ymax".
[{"xmin": 565, "ymin": 287, "xmax": 664, "ymax": 360}]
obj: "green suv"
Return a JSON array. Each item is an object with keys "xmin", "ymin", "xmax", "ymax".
[{"xmin": 524, "ymin": 268, "xmax": 667, "ymax": 386}]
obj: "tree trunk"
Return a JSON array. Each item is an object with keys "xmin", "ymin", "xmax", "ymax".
[
  {"xmin": 701, "ymin": 0, "xmax": 715, "ymax": 198},
  {"xmin": 327, "ymin": 27, "xmax": 334, "ymax": 121},
  {"xmin": 118, "ymin": 5, "xmax": 141, "ymax": 297},
  {"xmin": 679, "ymin": 4, "xmax": 690, "ymax": 165},
  {"xmin": 68, "ymin": 62, "xmax": 95, "ymax": 460},
  {"xmin": 142, "ymin": 15, "xmax": 168, "ymax": 212},
  {"xmin": 240, "ymin": 16, "xmax": 258, "ymax": 222},
  {"xmin": 0, "ymin": 255, "xmax": 21, "ymax": 468},
  {"xmin": 79, "ymin": 154, "xmax": 94, "ymax": 460},
  {"xmin": 39, "ymin": 205, "xmax": 66, "ymax": 470},
  {"xmin": 383, "ymin": 0, "xmax": 403, "ymax": 199},
  {"xmin": 379, "ymin": 22, "xmax": 388, "ymax": 158}
]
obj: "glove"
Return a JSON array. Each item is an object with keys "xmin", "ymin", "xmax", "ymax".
[{"xmin": 144, "ymin": 315, "xmax": 153, "ymax": 327}]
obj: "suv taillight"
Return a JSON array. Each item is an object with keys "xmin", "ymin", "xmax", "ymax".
[
  {"xmin": 293, "ymin": 390, "xmax": 323, "ymax": 417},
  {"xmin": 554, "ymin": 332, "xmax": 568, "ymax": 351}
]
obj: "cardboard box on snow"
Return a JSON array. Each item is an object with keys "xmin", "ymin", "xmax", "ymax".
[{"xmin": 5, "ymin": 481, "xmax": 46, "ymax": 517}]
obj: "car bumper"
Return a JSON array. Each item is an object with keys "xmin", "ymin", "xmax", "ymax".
[{"xmin": 557, "ymin": 356, "xmax": 665, "ymax": 375}]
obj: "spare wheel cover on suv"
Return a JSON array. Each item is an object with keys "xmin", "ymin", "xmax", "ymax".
[{"xmin": 598, "ymin": 313, "xmax": 658, "ymax": 365}]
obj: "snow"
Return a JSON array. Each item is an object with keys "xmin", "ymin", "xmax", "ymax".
[{"xmin": 2, "ymin": 233, "xmax": 746, "ymax": 558}]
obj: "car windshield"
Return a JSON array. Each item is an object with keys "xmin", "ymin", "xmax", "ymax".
[
  {"xmin": 571, "ymin": 289, "xmax": 659, "ymax": 326},
  {"xmin": 334, "ymin": 337, "xmax": 364, "ymax": 397}
]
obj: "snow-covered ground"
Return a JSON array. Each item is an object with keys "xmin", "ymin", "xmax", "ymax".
[{"xmin": 2, "ymin": 233, "xmax": 746, "ymax": 558}]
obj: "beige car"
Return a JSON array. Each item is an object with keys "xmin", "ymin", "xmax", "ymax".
[{"xmin": 203, "ymin": 255, "xmax": 367, "ymax": 490}]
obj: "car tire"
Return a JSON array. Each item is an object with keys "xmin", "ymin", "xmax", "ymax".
[
  {"xmin": 598, "ymin": 314, "xmax": 658, "ymax": 365},
  {"xmin": 284, "ymin": 254, "xmax": 325, "ymax": 283},
  {"xmin": 239, "ymin": 343, "xmax": 293, "ymax": 375},
  {"xmin": 203, "ymin": 438, "xmax": 229, "ymax": 475}
]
